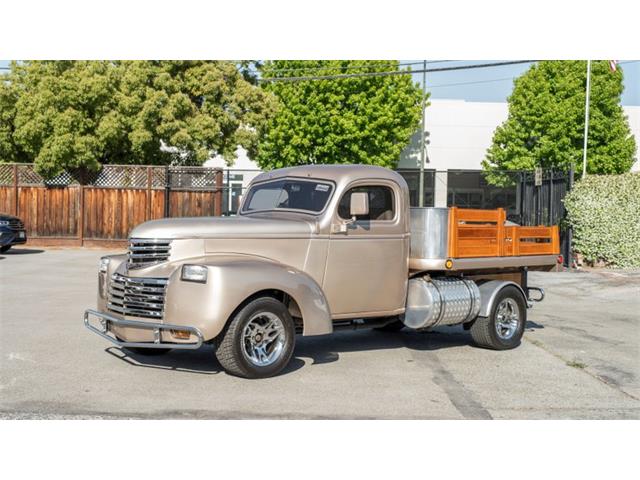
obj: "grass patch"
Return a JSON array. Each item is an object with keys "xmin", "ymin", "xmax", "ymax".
[{"xmin": 567, "ymin": 360, "xmax": 587, "ymax": 369}]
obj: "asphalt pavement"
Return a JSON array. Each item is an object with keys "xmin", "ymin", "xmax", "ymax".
[{"xmin": 1, "ymin": 247, "xmax": 638, "ymax": 419}]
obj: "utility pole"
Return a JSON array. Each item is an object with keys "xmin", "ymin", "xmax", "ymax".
[
  {"xmin": 418, "ymin": 59, "xmax": 427, "ymax": 207},
  {"xmin": 582, "ymin": 60, "xmax": 592, "ymax": 177}
]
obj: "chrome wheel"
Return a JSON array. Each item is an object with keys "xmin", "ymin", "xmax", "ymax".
[
  {"xmin": 495, "ymin": 298, "xmax": 520, "ymax": 340},
  {"xmin": 241, "ymin": 311, "xmax": 286, "ymax": 367}
]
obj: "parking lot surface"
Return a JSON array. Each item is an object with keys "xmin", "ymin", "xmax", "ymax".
[{"xmin": 1, "ymin": 247, "xmax": 638, "ymax": 419}]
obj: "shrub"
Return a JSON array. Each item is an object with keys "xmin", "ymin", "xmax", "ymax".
[{"xmin": 563, "ymin": 172, "xmax": 640, "ymax": 268}]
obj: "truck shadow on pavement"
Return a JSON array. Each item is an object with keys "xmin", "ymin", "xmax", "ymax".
[{"xmin": 104, "ymin": 327, "xmax": 476, "ymax": 376}]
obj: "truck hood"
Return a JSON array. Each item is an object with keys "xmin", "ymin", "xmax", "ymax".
[{"xmin": 129, "ymin": 215, "xmax": 315, "ymax": 240}]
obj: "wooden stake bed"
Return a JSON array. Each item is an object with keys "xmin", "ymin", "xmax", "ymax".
[{"xmin": 447, "ymin": 207, "xmax": 560, "ymax": 258}]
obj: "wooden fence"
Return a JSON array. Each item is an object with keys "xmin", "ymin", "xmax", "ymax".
[{"xmin": 0, "ymin": 164, "xmax": 223, "ymax": 247}]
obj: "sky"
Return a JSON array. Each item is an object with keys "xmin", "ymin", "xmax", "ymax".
[
  {"xmin": 1, "ymin": 60, "xmax": 638, "ymax": 105},
  {"xmin": 410, "ymin": 60, "xmax": 639, "ymax": 105}
]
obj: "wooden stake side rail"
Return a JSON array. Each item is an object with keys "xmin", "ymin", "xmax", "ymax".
[{"xmin": 447, "ymin": 207, "xmax": 559, "ymax": 259}]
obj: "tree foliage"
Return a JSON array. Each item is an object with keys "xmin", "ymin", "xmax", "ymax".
[
  {"xmin": 0, "ymin": 61, "xmax": 276, "ymax": 179},
  {"xmin": 484, "ymin": 61, "xmax": 636, "ymax": 179},
  {"xmin": 257, "ymin": 60, "xmax": 425, "ymax": 170}
]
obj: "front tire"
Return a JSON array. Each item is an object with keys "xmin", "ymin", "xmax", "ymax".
[
  {"xmin": 215, "ymin": 297, "xmax": 295, "ymax": 379},
  {"xmin": 470, "ymin": 286, "xmax": 526, "ymax": 350},
  {"xmin": 0, "ymin": 245, "xmax": 11, "ymax": 253}
]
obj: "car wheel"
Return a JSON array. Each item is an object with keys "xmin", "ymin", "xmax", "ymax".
[
  {"xmin": 470, "ymin": 286, "xmax": 526, "ymax": 350},
  {"xmin": 0, "ymin": 245, "xmax": 11, "ymax": 253},
  {"xmin": 215, "ymin": 296, "xmax": 295, "ymax": 379}
]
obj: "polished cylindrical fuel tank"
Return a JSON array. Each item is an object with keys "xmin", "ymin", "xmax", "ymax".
[{"xmin": 403, "ymin": 276, "xmax": 481, "ymax": 330}]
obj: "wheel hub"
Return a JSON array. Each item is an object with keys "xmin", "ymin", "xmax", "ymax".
[
  {"xmin": 495, "ymin": 298, "xmax": 520, "ymax": 340},
  {"xmin": 242, "ymin": 312, "xmax": 286, "ymax": 367}
]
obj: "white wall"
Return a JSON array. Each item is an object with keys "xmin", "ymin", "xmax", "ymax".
[
  {"xmin": 626, "ymin": 106, "xmax": 640, "ymax": 171},
  {"xmin": 400, "ymin": 99, "xmax": 640, "ymax": 172},
  {"xmin": 203, "ymin": 146, "xmax": 259, "ymax": 170}
]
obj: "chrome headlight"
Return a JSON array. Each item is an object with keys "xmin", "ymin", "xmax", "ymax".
[
  {"xmin": 181, "ymin": 264, "xmax": 208, "ymax": 283},
  {"xmin": 0, "ymin": 220, "xmax": 9, "ymax": 226},
  {"xmin": 99, "ymin": 257, "xmax": 110, "ymax": 274}
]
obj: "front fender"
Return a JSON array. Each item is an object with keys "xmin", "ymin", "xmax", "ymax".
[{"xmin": 163, "ymin": 255, "xmax": 333, "ymax": 340}]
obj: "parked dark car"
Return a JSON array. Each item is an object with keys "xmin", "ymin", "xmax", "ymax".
[{"xmin": 0, "ymin": 213, "xmax": 27, "ymax": 252}]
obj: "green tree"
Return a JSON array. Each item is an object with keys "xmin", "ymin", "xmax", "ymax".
[
  {"xmin": 0, "ymin": 64, "xmax": 28, "ymax": 163},
  {"xmin": 484, "ymin": 61, "xmax": 636, "ymax": 180},
  {"xmin": 257, "ymin": 60, "xmax": 425, "ymax": 170},
  {"xmin": 1, "ymin": 61, "xmax": 276, "ymax": 179}
]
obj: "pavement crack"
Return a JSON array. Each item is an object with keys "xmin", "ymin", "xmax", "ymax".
[
  {"xmin": 401, "ymin": 336, "xmax": 492, "ymax": 420},
  {"xmin": 525, "ymin": 337, "xmax": 640, "ymax": 402}
]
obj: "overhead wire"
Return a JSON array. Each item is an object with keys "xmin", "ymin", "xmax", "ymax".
[{"xmin": 258, "ymin": 60, "xmax": 537, "ymax": 82}]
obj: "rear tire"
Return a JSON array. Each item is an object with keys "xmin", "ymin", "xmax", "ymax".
[
  {"xmin": 215, "ymin": 297, "xmax": 295, "ymax": 379},
  {"xmin": 0, "ymin": 245, "xmax": 11, "ymax": 253},
  {"xmin": 470, "ymin": 286, "xmax": 526, "ymax": 350}
]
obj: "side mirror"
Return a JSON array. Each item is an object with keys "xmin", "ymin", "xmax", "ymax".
[{"xmin": 349, "ymin": 192, "xmax": 369, "ymax": 217}]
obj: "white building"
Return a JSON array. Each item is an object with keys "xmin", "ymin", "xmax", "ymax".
[
  {"xmin": 206, "ymin": 100, "xmax": 640, "ymax": 209},
  {"xmin": 400, "ymin": 99, "xmax": 640, "ymax": 172}
]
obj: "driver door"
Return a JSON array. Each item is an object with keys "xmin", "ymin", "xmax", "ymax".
[{"xmin": 322, "ymin": 181, "xmax": 409, "ymax": 317}]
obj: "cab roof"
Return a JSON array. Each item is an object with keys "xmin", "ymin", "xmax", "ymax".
[{"xmin": 252, "ymin": 164, "xmax": 406, "ymax": 186}]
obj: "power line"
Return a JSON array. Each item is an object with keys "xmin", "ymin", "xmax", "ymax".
[
  {"xmin": 428, "ymin": 76, "xmax": 515, "ymax": 88},
  {"xmin": 259, "ymin": 60, "xmax": 537, "ymax": 83},
  {"xmin": 259, "ymin": 60, "xmax": 454, "ymax": 74}
]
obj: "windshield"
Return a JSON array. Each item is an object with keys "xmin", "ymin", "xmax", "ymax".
[{"xmin": 242, "ymin": 178, "xmax": 334, "ymax": 214}]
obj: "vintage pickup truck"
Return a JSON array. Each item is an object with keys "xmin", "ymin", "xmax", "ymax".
[{"xmin": 85, "ymin": 165, "xmax": 560, "ymax": 378}]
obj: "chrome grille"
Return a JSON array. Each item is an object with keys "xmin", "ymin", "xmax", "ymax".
[
  {"xmin": 127, "ymin": 238, "xmax": 171, "ymax": 268},
  {"xmin": 7, "ymin": 219, "xmax": 24, "ymax": 231},
  {"xmin": 107, "ymin": 273, "xmax": 168, "ymax": 319}
]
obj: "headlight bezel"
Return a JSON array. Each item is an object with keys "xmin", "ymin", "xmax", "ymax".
[
  {"xmin": 99, "ymin": 257, "xmax": 110, "ymax": 274},
  {"xmin": 181, "ymin": 264, "xmax": 208, "ymax": 284},
  {"xmin": 0, "ymin": 220, "xmax": 10, "ymax": 226}
]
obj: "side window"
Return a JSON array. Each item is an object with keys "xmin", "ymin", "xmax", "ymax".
[{"xmin": 338, "ymin": 185, "xmax": 395, "ymax": 221}]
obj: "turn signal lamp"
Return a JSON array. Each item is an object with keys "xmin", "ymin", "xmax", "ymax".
[{"xmin": 170, "ymin": 329, "xmax": 191, "ymax": 340}]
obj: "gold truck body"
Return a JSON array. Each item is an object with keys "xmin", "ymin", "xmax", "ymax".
[{"xmin": 85, "ymin": 164, "xmax": 559, "ymax": 378}]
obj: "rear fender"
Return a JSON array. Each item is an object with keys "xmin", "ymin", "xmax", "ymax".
[{"xmin": 476, "ymin": 280, "xmax": 527, "ymax": 318}]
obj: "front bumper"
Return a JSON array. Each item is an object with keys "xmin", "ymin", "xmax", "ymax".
[
  {"xmin": 0, "ymin": 229, "xmax": 27, "ymax": 246},
  {"xmin": 84, "ymin": 309, "xmax": 204, "ymax": 350}
]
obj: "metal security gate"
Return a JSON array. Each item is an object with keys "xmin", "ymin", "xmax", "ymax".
[
  {"xmin": 517, "ymin": 168, "xmax": 573, "ymax": 266},
  {"xmin": 518, "ymin": 169, "xmax": 571, "ymax": 227}
]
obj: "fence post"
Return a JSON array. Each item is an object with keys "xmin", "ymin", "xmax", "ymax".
[
  {"xmin": 548, "ymin": 169, "xmax": 554, "ymax": 226},
  {"xmin": 78, "ymin": 184, "xmax": 85, "ymax": 246},
  {"xmin": 164, "ymin": 166, "xmax": 171, "ymax": 218},
  {"xmin": 146, "ymin": 166, "xmax": 152, "ymax": 221},
  {"xmin": 214, "ymin": 169, "xmax": 223, "ymax": 216},
  {"xmin": 565, "ymin": 165, "xmax": 575, "ymax": 268},
  {"xmin": 13, "ymin": 164, "xmax": 18, "ymax": 217}
]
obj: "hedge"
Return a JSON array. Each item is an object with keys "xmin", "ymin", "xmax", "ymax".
[{"xmin": 563, "ymin": 172, "xmax": 640, "ymax": 268}]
